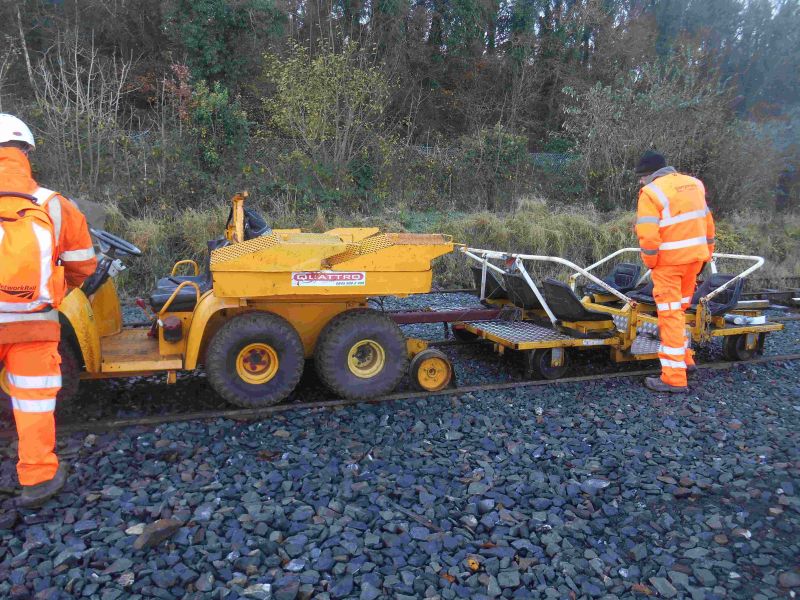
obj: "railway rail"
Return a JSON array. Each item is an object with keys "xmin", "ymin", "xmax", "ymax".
[{"xmin": 1, "ymin": 352, "xmax": 796, "ymax": 441}]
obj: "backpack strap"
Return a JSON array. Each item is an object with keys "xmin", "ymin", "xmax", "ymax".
[
  {"xmin": 33, "ymin": 187, "xmax": 62, "ymax": 242},
  {"xmin": 0, "ymin": 191, "xmax": 38, "ymax": 204}
]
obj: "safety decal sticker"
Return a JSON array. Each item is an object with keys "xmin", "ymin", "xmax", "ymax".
[
  {"xmin": 291, "ymin": 271, "xmax": 366, "ymax": 287},
  {"xmin": 581, "ymin": 339, "xmax": 607, "ymax": 346}
]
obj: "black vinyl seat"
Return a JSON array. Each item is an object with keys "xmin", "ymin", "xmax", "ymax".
[
  {"xmin": 628, "ymin": 281, "xmax": 655, "ymax": 304},
  {"xmin": 156, "ymin": 238, "xmax": 230, "ymax": 290},
  {"xmin": 470, "ymin": 266, "xmax": 508, "ymax": 300},
  {"xmin": 688, "ymin": 274, "xmax": 743, "ymax": 316},
  {"xmin": 542, "ymin": 278, "xmax": 613, "ymax": 322},
  {"xmin": 626, "ymin": 274, "xmax": 743, "ymax": 317},
  {"xmin": 502, "ymin": 271, "xmax": 543, "ymax": 309},
  {"xmin": 149, "ymin": 238, "xmax": 230, "ymax": 312},
  {"xmin": 585, "ymin": 262, "xmax": 642, "ymax": 295}
]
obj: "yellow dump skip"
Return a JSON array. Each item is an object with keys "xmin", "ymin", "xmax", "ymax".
[{"xmin": 210, "ymin": 229, "xmax": 453, "ymax": 299}]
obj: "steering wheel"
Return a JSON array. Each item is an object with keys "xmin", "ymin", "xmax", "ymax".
[{"xmin": 90, "ymin": 228, "xmax": 142, "ymax": 257}]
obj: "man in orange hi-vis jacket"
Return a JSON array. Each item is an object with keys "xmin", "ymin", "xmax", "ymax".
[
  {"xmin": 0, "ymin": 114, "xmax": 97, "ymax": 508},
  {"xmin": 634, "ymin": 151, "xmax": 716, "ymax": 393}
]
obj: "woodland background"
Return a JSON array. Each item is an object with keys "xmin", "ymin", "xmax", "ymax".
[{"xmin": 0, "ymin": 0, "xmax": 798, "ymax": 288}]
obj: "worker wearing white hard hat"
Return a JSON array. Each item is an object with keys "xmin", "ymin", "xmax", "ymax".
[
  {"xmin": 0, "ymin": 113, "xmax": 37, "ymax": 151},
  {"xmin": 0, "ymin": 114, "xmax": 97, "ymax": 508}
]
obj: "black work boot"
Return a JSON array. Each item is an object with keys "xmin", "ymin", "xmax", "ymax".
[
  {"xmin": 644, "ymin": 376, "xmax": 688, "ymax": 394},
  {"xmin": 16, "ymin": 462, "xmax": 69, "ymax": 509}
]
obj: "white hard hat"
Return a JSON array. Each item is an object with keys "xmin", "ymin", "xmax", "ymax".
[{"xmin": 0, "ymin": 114, "xmax": 35, "ymax": 149}]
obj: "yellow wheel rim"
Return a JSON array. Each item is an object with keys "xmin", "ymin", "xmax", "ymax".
[
  {"xmin": 416, "ymin": 355, "xmax": 452, "ymax": 391},
  {"xmin": 236, "ymin": 343, "xmax": 279, "ymax": 385},
  {"xmin": 347, "ymin": 339, "xmax": 386, "ymax": 379}
]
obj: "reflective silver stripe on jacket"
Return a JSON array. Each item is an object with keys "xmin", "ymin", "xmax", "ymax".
[
  {"xmin": 60, "ymin": 247, "xmax": 96, "ymax": 262},
  {"xmin": 660, "ymin": 207, "xmax": 708, "ymax": 227},
  {"xmin": 660, "ymin": 236, "xmax": 708, "ymax": 251},
  {"xmin": 645, "ymin": 182, "xmax": 671, "ymax": 219},
  {"xmin": 0, "ymin": 309, "xmax": 59, "ymax": 323}
]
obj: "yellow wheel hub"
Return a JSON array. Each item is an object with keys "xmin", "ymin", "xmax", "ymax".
[
  {"xmin": 236, "ymin": 343, "xmax": 279, "ymax": 385},
  {"xmin": 415, "ymin": 355, "xmax": 452, "ymax": 391},
  {"xmin": 347, "ymin": 339, "xmax": 386, "ymax": 379}
]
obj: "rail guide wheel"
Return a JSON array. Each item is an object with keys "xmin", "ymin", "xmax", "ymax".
[
  {"xmin": 722, "ymin": 333, "xmax": 764, "ymax": 361},
  {"xmin": 205, "ymin": 311, "xmax": 305, "ymax": 408},
  {"xmin": 410, "ymin": 348, "xmax": 453, "ymax": 392},
  {"xmin": 525, "ymin": 347, "xmax": 570, "ymax": 380},
  {"xmin": 315, "ymin": 309, "xmax": 408, "ymax": 400}
]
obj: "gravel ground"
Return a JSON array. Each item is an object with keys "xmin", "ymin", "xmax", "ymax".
[{"xmin": 1, "ymin": 358, "xmax": 799, "ymax": 599}]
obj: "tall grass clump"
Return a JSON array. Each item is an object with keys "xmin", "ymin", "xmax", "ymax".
[{"xmin": 435, "ymin": 197, "xmax": 637, "ymax": 286}]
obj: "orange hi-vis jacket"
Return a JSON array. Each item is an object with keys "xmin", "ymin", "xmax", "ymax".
[
  {"xmin": 636, "ymin": 171, "xmax": 716, "ymax": 269},
  {"xmin": 0, "ymin": 148, "xmax": 97, "ymax": 343}
]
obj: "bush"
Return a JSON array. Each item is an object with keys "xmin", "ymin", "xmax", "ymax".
[
  {"xmin": 562, "ymin": 56, "xmax": 784, "ymax": 213},
  {"xmin": 189, "ymin": 80, "xmax": 249, "ymax": 172}
]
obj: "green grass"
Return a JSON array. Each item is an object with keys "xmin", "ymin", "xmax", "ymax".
[{"xmin": 105, "ymin": 197, "xmax": 800, "ymax": 296}]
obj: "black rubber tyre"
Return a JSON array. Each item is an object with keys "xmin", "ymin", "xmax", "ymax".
[
  {"xmin": 721, "ymin": 333, "xmax": 762, "ymax": 361},
  {"xmin": 526, "ymin": 348, "xmax": 570, "ymax": 380},
  {"xmin": 56, "ymin": 339, "xmax": 82, "ymax": 409},
  {"xmin": 315, "ymin": 309, "xmax": 408, "ymax": 400},
  {"xmin": 409, "ymin": 348, "xmax": 453, "ymax": 392},
  {"xmin": 205, "ymin": 312, "xmax": 305, "ymax": 407}
]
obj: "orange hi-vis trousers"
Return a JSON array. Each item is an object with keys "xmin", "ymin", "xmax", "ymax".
[
  {"xmin": 651, "ymin": 261, "xmax": 705, "ymax": 387},
  {"xmin": 1, "ymin": 341, "xmax": 61, "ymax": 486}
]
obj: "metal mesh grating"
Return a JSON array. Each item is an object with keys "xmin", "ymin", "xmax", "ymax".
[
  {"xmin": 327, "ymin": 234, "xmax": 394, "ymax": 265},
  {"xmin": 465, "ymin": 320, "xmax": 575, "ymax": 344},
  {"xmin": 631, "ymin": 334, "xmax": 660, "ymax": 355},
  {"xmin": 211, "ymin": 234, "xmax": 280, "ymax": 265}
]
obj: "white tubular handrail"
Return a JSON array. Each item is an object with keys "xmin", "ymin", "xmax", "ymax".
[
  {"xmin": 568, "ymin": 247, "xmax": 643, "ymax": 291},
  {"xmin": 703, "ymin": 253, "xmax": 764, "ymax": 303},
  {"xmin": 461, "ymin": 247, "xmax": 634, "ymax": 325}
]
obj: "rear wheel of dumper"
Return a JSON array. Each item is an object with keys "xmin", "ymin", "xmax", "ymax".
[
  {"xmin": 206, "ymin": 312, "xmax": 305, "ymax": 407},
  {"xmin": 315, "ymin": 309, "xmax": 408, "ymax": 400}
]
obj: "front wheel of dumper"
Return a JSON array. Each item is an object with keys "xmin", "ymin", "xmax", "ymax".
[
  {"xmin": 206, "ymin": 312, "xmax": 305, "ymax": 407},
  {"xmin": 315, "ymin": 309, "xmax": 408, "ymax": 400},
  {"xmin": 526, "ymin": 348, "xmax": 570, "ymax": 380},
  {"xmin": 410, "ymin": 348, "xmax": 453, "ymax": 392}
]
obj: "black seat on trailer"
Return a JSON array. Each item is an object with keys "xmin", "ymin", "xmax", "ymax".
[
  {"xmin": 688, "ymin": 273, "xmax": 743, "ymax": 316},
  {"xmin": 542, "ymin": 278, "xmax": 614, "ymax": 322},
  {"xmin": 628, "ymin": 281, "xmax": 655, "ymax": 304},
  {"xmin": 585, "ymin": 262, "xmax": 642, "ymax": 295},
  {"xmin": 502, "ymin": 271, "xmax": 543, "ymax": 309},
  {"xmin": 149, "ymin": 238, "xmax": 230, "ymax": 312},
  {"xmin": 470, "ymin": 265, "xmax": 508, "ymax": 300}
]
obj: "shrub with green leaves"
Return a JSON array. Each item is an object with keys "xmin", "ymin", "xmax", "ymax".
[
  {"xmin": 167, "ymin": 0, "xmax": 283, "ymax": 86},
  {"xmin": 262, "ymin": 42, "xmax": 392, "ymax": 195},
  {"xmin": 189, "ymin": 80, "xmax": 249, "ymax": 171}
]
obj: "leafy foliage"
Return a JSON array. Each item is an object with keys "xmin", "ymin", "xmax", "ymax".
[
  {"xmin": 189, "ymin": 81, "xmax": 250, "ymax": 171},
  {"xmin": 167, "ymin": 0, "xmax": 283, "ymax": 86}
]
